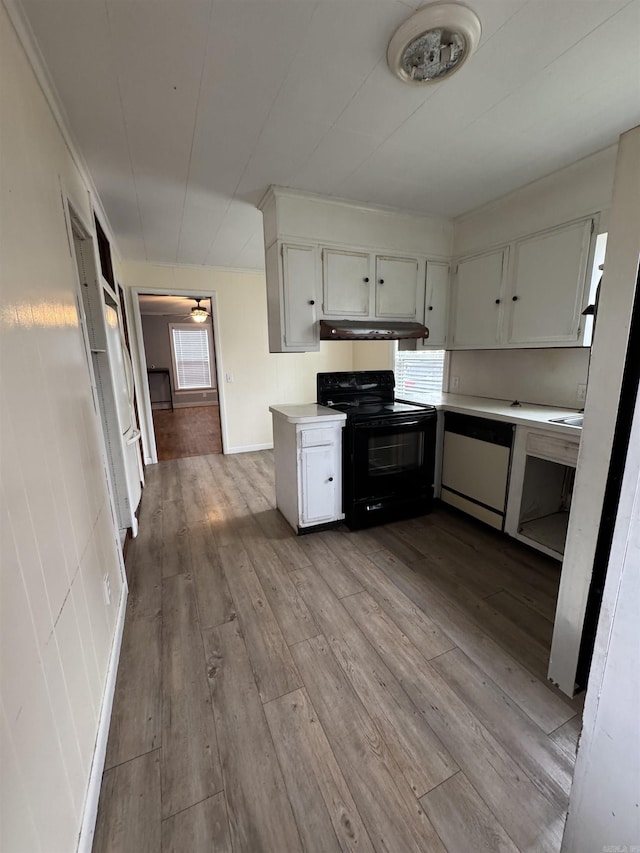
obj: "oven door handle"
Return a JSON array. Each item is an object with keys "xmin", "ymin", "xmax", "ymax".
[{"xmin": 354, "ymin": 418, "xmax": 423, "ymax": 429}]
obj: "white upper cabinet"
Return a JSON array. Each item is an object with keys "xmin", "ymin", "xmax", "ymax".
[
  {"xmin": 419, "ymin": 261, "xmax": 450, "ymax": 348},
  {"xmin": 451, "ymin": 248, "xmax": 508, "ymax": 348},
  {"xmin": 322, "ymin": 249, "xmax": 371, "ymax": 316},
  {"xmin": 505, "ymin": 217, "xmax": 594, "ymax": 345},
  {"xmin": 265, "ymin": 242, "xmax": 319, "ymax": 353},
  {"xmin": 375, "ymin": 256, "xmax": 419, "ymax": 318}
]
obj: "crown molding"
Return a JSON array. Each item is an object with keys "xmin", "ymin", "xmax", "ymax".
[{"xmin": 3, "ymin": 0, "xmax": 122, "ymax": 262}]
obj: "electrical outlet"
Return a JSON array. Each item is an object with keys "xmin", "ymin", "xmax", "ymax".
[
  {"xmin": 451, "ymin": 375, "xmax": 460, "ymax": 390},
  {"xmin": 225, "ymin": 372, "xmax": 233, "ymax": 383},
  {"xmin": 577, "ymin": 383, "xmax": 587, "ymax": 403},
  {"xmin": 102, "ymin": 574, "xmax": 111, "ymax": 606}
]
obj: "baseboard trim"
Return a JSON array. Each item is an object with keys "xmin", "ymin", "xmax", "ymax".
[
  {"xmin": 77, "ymin": 584, "xmax": 128, "ymax": 852},
  {"xmin": 225, "ymin": 443, "xmax": 273, "ymax": 454}
]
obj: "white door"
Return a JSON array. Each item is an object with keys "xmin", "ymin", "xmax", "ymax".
[
  {"xmin": 322, "ymin": 249, "xmax": 371, "ymax": 316},
  {"xmin": 421, "ymin": 261, "xmax": 449, "ymax": 348},
  {"xmin": 451, "ymin": 248, "xmax": 507, "ymax": 348},
  {"xmin": 375, "ymin": 256, "xmax": 419, "ymax": 318},
  {"xmin": 282, "ymin": 244, "xmax": 318, "ymax": 350},
  {"xmin": 506, "ymin": 218, "xmax": 594, "ymax": 345},
  {"xmin": 300, "ymin": 445, "xmax": 337, "ymax": 524}
]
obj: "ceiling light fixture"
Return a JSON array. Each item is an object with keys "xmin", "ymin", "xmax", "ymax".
[
  {"xmin": 190, "ymin": 298, "xmax": 209, "ymax": 323},
  {"xmin": 387, "ymin": 3, "xmax": 481, "ymax": 85}
]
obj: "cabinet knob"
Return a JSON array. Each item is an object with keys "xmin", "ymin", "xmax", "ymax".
[
  {"xmin": 495, "ymin": 298, "xmax": 501, "ymax": 304},
  {"xmin": 378, "ymin": 279, "xmax": 384, "ymax": 285},
  {"xmin": 309, "ymin": 299, "xmax": 315, "ymax": 305},
  {"xmin": 328, "ymin": 476, "xmax": 334, "ymax": 482},
  {"xmin": 428, "ymin": 306, "xmax": 433, "ymax": 311},
  {"xmin": 512, "ymin": 295, "xmax": 519, "ymax": 302},
  {"xmin": 363, "ymin": 277, "xmax": 370, "ymax": 283}
]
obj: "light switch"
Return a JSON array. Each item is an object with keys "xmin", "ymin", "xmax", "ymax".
[{"xmin": 225, "ymin": 372, "xmax": 233, "ymax": 383}]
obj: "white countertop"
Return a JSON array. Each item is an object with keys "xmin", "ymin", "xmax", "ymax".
[
  {"xmin": 270, "ymin": 395, "xmax": 583, "ymax": 435},
  {"xmin": 416, "ymin": 393, "xmax": 583, "ymax": 435},
  {"xmin": 269, "ymin": 403, "xmax": 347, "ymax": 424}
]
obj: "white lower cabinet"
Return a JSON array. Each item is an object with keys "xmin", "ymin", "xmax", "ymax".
[{"xmin": 270, "ymin": 406, "xmax": 345, "ymax": 533}]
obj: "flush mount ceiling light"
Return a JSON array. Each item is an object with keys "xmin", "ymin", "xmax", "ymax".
[
  {"xmin": 190, "ymin": 298, "xmax": 209, "ymax": 323},
  {"xmin": 387, "ymin": 3, "xmax": 481, "ymax": 85}
]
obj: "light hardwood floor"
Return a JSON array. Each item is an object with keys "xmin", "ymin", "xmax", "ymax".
[{"xmin": 94, "ymin": 450, "xmax": 583, "ymax": 853}]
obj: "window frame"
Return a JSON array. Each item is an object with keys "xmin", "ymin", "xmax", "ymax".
[
  {"xmin": 394, "ymin": 346, "xmax": 447, "ymax": 401},
  {"xmin": 168, "ymin": 322, "xmax": 215, "ymax": 392}
]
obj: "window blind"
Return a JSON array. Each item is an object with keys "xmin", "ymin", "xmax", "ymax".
[
  {"xmin": 171, "ymin": 327, "xmax": 212, "ymax": 390},
  {"xmin": 395, "ymin": 350, "xmax": 445, "ymax": 401}
]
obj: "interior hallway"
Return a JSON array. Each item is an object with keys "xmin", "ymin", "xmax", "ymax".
[
  {"xmin": 152, "ymin": 405, "xmax": 222, "ymax": 460},
  {"xmin": 94, "ymin": 450, "xmax": 583, "ymax": 852}
]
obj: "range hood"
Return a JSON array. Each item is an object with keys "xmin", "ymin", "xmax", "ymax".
[{"xmin": 320, "ymin": 319, "xmax": 429, "ymax": 341}]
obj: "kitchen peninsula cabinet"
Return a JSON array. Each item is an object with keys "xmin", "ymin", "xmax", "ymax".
[{"xmin": 269, "ymin": 405, "xmax": 346, "ymax": 533}]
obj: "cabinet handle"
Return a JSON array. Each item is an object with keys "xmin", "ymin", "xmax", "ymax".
[
  {"xmin": 363, "ymin": 277, "xmax": 370, "ymax": 283},
  {"xmin": 309, "ymin": 299, "xmax": 315, "ymax": 305},
  {"xmin": 512, "ymin": 295, "xmax": 519, "ymax": 302},
  {"xmin": 495, "ymin": 298, "xmax": 501, "ymax": 304},
  {"xmin": 428, "ymin": 306, "xmax": 433, "ymax": 311},
  {"xmin": 328, "ymin": 476, "xmax": 334, "ymax": 482},
  {"xmin": 378, "ymin": 279, "xmax": 384, "ymax": 285}
]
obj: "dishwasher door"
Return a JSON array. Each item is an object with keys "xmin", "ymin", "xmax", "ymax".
[{"xmin": 441, "ymin": 413, "xmax": 514, "ymax": 530}]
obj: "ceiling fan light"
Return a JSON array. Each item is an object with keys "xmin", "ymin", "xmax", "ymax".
[
  {"xmin": 387, "ymin": 3, "xmax": 481, "ymax": 85},
  {"xmin": 191, "ymin": 307, "xmax": 208, "ymax": 322}
]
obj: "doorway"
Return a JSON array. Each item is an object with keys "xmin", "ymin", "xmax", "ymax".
[{"xmin": 137, "ymin": 293, "xmax": 223, "ymax": 461}]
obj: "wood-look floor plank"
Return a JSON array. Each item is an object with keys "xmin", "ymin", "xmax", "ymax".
[
  {"xmin": 93, "ymin": 750, "xmax": 161, "ymax": 853},
  {"xmin": 104, "ymin": 603, "xmax": 161, "ymax": 770},
  {"xmin": 420, "ymin": 772, "xmax": 519, "ymax": 853},
  {"xmin": 189, "ymin": 520, "xmax": 236, "ymax": 629},
  {"xmin": 293, "ymin": 566, "xmax": 458, "ymax": 798},
  {"xmin": 264, "ymin": 688, "xmax": 375, "ymax": 853},
  {"xmin": 292, "ymin": 635, "xmax": 447, "ymax": 853},
  {"xmin": 431, "ymin": 647, "xmax": 574, "ymax": 810},
  {"xmin": 217, "ymin": 545, "xmax": 300, "ymax": 703},
  {"xmin": 180, "ymin": 455, "xmax": 211, "ymax": 525},
  {"xmin": 243, "ymin": 539, "xmax": 319, "ymax": 645},
  {"xmin": 323, "ymin": 545, "xmax": 455, "ymax": 661},
  {"xmin": 128, "ymin": 503, "xmax": 164, "ymax": 568},
  {"xmin": 203, "ymin": 621, "xmax": 303, "ymax": 853},
  {"xmin": 484, "ymin": 589, "xmax": 555, "ymax": 649},
  {"xmin": 161, "ymin": 792, "xmax": 232, "ymax": 853},
  {"xmin": 369, "ymin": 548, "xmax": 575, "ymax": 733},
  {"xmin": 366, "ymin": 525, "xmax": 426, "ymax": 567},
  {"xmin": 159, "ymin": 459, "xmax": 183, "ymax": 503},
  {"xmin": 298, "ymin": 534, "xmax": 363, "ymax": 598},
  {"xmin": 161, "ymin": 498, "xmax": 192, "ymax": 578},
  {"xmin": 162, "ymin": 573, "xmax": 222, "ymax": 819},
  {"xmin": 344, "ymin": 591, "xmax": 565, "ymax": 853},
  {"xmin": 549, "ymin": 715, "xmax": 583, "ymax": 760}
]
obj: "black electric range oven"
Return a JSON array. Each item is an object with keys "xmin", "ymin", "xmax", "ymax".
[{"xmin": 317, "ymin": 371, "xmax": 437, "ymax": 530}]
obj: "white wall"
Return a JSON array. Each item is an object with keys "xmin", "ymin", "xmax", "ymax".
[
  {"xmin": 550, "ymin": 125, "xmax": 640, "ymax": 694},
  {"xmin": 453, "ymin": 145, "xmax": 617, "ymax": 257},
  {"xmin": 561, "ymin": 347, "xmax": 640, "ymax": 852},
  {"xmin": 352, "ymin": 340, "xmax": 395, "ymax": 372},
  {"xmin": 0, "ymin": 7, "xmax": 124, "ymax": 851},
  {"xmin": 122, "ymin": 262, "xmax": 354, "ymax": 453},
  {"xmin": 448, "ymin": 348, "xmax": 590, "ymax": 408}
]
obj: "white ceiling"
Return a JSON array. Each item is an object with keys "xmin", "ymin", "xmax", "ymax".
[
  {"xmin": 138, "ymin": 294, "xmax": 211, "ymax": 316},
  {"xmin": 19, "ymin": 0, "xmax": 640, "ymax": 269}
]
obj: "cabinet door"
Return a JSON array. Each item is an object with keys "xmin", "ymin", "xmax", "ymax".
[
  {"xmin": 322, "ymin": 249, "xmax": 371, "ymax": 316},
  {"xmin": 300, "ymin": 444, "xmax": 337, "ymax": 524},
  {"xmin": 421, "ymin": 261, "xmax": 449, "ymax": 348},
  {"xmin": 375, "ymin": 256, "xmax": 419, "ymax": 318},
  {"xmin": 451, "ymin": 248, "xmax": 507, "ymax": 348},
  {"xmin": 506, "ymin": 218, "xmax": 594, "ymax": 345},
  {"xmin": 282, "ymin": 243, "xmax": 319, "ymax": 350}
]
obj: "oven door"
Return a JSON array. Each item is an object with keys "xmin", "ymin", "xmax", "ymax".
[{"xmin": 349, "ymin": 414, "xmax": 436, "ymax": 502}]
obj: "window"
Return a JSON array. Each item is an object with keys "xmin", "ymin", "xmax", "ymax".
[
  {"xmin": 395, "ymin": 348, "xmax": 446, "ymax": 402},
  {"xmin": 169, "ymin": 324, "xmax": 214, "ymax": 390}
]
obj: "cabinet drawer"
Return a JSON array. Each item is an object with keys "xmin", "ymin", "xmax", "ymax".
[
  {"xmin": 526, "ymin": 431, "xmax": 579, "ymax": 466},
  {"xmin": 299, "ymin": 427, "xmax": 336, "ymax": 447}
]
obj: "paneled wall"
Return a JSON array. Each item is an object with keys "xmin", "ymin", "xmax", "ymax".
[{"xmin": 0, "ymin": 8, "xmax": 123, "ymax": 851}]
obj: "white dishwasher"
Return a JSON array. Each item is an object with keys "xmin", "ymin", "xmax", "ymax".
[{"xmin": 441, "ymin": 413, "xmax": 515, "ymax": 530}]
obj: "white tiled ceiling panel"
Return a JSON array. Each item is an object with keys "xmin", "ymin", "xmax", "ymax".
[{"xmin": 19, "ymin": 0, "xmax": 640, "ymax": 268}]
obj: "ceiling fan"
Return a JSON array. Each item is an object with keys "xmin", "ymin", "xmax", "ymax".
[{"xmin": 182, "ymin": 297, "xmax": 210, "ymax": 323}]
